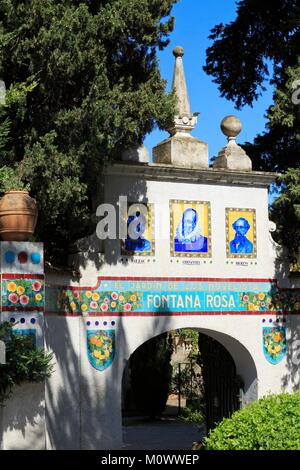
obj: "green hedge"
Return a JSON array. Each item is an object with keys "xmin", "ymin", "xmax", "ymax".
[{"xmin": 204, "ymin": 393, "xmax": 300, "ymax": 450}]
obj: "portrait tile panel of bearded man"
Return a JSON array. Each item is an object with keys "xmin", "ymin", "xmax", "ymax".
[
  {"xmin": 229, "ymin": 217, "xmax": 253, "ymax": 254},
  {"xmin": 174, "ymin": 208, "xmax": 208, "ymax": 253}
]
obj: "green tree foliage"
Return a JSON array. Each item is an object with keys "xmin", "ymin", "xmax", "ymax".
[
  {"xmin": 204, "ymin": 1, "xmax": 300, "ymax": 107},
  {"xmin": 0, "ymin": 81, "xmax": 36, "ymax": 190},
  {"xmin": 0, "ymin": 0, "xmax": 177, "ymax": 263},
  {"xmin": 243, "ymin": 60, "xmax": 300, "ymax": 173},
  {"xmin": 177, "ymin": 328, "xmax": 199, "ymax": 359},
  {"xmin": 270, "ymin": 169, "xmax": 300, "ymax": 265},
  {"xmin": 0, "ymin": 322, "xmax": 54, "ymax": 405},
  {"xmin": 204, "ymin": 0, "xmax": 300, "ymax": 262},
  {"xmin": 204, "ymin": 393, "xmax": 300, "ymax": 450},
  {"xmin": 129, "ymin": 333, "xmax": 173, "ymax": 418}
]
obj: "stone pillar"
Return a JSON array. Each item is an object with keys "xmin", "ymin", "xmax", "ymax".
[
  {"xmin": 0, "ymin": 241, "xmax": 45, "ymax": 450},
  {"xmin": 213, "ymin": 116, "xmax": 252, "ymax": 171}
]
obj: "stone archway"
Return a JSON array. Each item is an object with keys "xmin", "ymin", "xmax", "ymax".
[
  {"xmin": 120, "ymin": 323, "xmax": 258, "ymax": 449},
  {"xmin": 122, "ymin": 322, "xmax": 258, "ymax": 404}
]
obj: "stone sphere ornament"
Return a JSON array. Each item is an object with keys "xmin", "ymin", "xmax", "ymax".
[
  {"xmin": 221, "ymin": 115, "xmax": 242, "ymax": 139},
  {"xmin": 173, "ymin": 46, "xmax": 184, "ymax": 58}
]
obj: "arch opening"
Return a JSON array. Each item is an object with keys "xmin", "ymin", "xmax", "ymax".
[{"xmin": 121, "ymin": 326, "xmax": 258, "ymax": 450}]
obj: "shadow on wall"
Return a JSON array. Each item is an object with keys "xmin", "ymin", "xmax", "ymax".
[
  {"xmin": 43, "ymin": 166, "xmax": 154, "ymax": 449},
  {"xmin": 44, "ymin": 303, "xmax": 176, "ymax": 450},
  {"xmin": 44, "ymin": 308, "xmax": 82, "ymax": 450},
  {"xmin": 278, "ymin": 257, "xmax": 300, "ymax": 391},
  {"xmin": 0, "ymin": 382, "xmax": 45, "ymax": 450},
  {"xmin": 282, "ymin": 314, "xmax": 300, "ymax": 391},
  {"xmin": 68, "ymin": 166, "xmax": 148, "ymax": 272},
  {"xmin": 270, "ymin": 228, "xmax": 300, "ymax": 391}
]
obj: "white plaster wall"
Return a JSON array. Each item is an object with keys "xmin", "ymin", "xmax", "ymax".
[
  {"xmin": 79, "ymin": 317, "xmax": 123, "ymax": 450},
  {"xmin": 70, "ymin": 174, "xmax": 286, "ymax": 287},
  {"xmin": 0, "ymin": 383, "xmax": 45, "ymax": 450},
  {"xmin": 45, "ymin": 317, "xmax": 81, "ymax": 450}
]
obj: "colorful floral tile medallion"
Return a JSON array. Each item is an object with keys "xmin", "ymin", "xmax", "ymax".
[
  {"xmin": 2, "ymin": 278, "xmax": 44, "ymax": 310},
  {"xmin": 87, "ymin": 330, "xmax": 115, "ymax": 371},
  {"xmin": 262, "ymin": 326, "xmax": 286, "ymax": 365}
]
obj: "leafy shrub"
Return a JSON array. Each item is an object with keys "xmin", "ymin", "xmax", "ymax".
[
  {"xmin": 204, "ymin": 393, "xmax": 300, "ymax": 450},
  {"xmin": 0, "ymin": 165, "xmax": 30, "ymax": 193},
  {"xmin": 179, "ymin": 400, "xmax": 204, "ymax": 424},
  {"xmin": 171, "ymin": 363, "xmax": 203, "ymax": 399},
  {"xmin": 0, "ymin": 322, "xmax": 54, "ymax": 405}
]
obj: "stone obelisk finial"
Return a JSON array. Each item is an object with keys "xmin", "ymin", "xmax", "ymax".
[
  {"xmin": 169, "ymin": 46, "xmax": 198, "ymax": 135},
  {"xmin": 152, "ymin": 46, "xmax": 208, "ymax": 169},
  {"xmin": 172, "ymin": 46, "xmax": 191, "ymax": 116},
  {"xmin": 213, "ymin": 115, "xmax": 252, "ymax": 171}
]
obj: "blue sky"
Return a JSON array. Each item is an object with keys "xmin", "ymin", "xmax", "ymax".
[{"xmin": 144, "ymin": 0, "xmax": 274, "ymax": 164}]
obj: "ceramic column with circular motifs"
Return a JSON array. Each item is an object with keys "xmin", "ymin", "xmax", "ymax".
[{"xmin": 0, "ymin": 241, "xmax": 45, "ymax": 450}]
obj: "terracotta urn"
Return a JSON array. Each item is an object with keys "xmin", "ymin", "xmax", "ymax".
[{"xmin": 0, "ymin": 190, "xmax": 38, "ymax": 241}]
